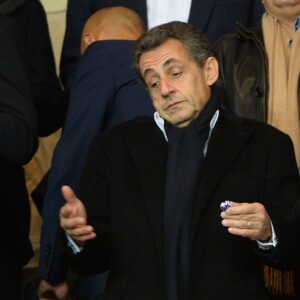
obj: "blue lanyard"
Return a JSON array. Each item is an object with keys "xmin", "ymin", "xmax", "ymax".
[{"xmin": 289, "ymin": 16, "xmax": 300, "ymax": 48}]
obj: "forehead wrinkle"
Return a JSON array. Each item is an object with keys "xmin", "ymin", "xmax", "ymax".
[
  {"xmin": 140, "ymin": 44, "xmax": 181, "ymax": 78},
  {"xmin": 162, "ymin": 58, "xmax": 181, "ymax": 69}
]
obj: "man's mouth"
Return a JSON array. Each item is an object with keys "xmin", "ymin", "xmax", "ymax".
[{"xmin": 166, "ymin": 101, "xmax": 183, "ymax": 111}]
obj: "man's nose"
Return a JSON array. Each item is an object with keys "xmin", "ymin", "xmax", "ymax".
[{"xmin": 160, "ymin": 78, "xmax": 174, "ymax": 97}]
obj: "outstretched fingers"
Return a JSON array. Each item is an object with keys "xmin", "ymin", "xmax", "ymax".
[{"xmin": 59, "ymin": 185, "xmax": 96, "ymax": 242}]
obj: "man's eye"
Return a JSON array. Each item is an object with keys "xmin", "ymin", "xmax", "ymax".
[
  {"xmin": 151, "ymin": 81, "xmax": 159, "ymax": 88},
  {"xmin": 172, "ymin": 72, "xmax": 182, "ymax": 78}
]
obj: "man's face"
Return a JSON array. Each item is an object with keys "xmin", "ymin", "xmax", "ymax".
[
  {"xmin": 139, "ymin": 39, "xmax": 217, "ymax": 128},
  {"xmin": 263, "ymin": 0, "xmax": 300, "ymax": 22}
]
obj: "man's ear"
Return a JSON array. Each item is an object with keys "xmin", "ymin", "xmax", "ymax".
[
  {"xmin": 204, "ymin": 57, "xmax": 219, "ymax": 86},
  {"xmin": 80, "ymin": 32, "xmax": 97, "ymax": 54},
  {"xmin": 83, "ymin": 32, "xmax": 96, "ymax": 46}
]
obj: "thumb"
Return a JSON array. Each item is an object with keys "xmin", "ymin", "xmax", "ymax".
[{"xmin": 61, "ymin": 185, "xmax": 79, "ymax": 204}]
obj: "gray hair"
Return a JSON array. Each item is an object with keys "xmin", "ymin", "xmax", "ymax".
[{"xmin": 132, "ymin": 21, "xmax": 213, "ymax": 84}]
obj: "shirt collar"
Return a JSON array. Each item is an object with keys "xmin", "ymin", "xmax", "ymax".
[{"xmin": 154, "ymin": 110, "xmax": 219, "ymax": 156}]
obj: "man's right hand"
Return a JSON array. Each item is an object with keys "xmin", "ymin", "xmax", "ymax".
[
  {"xmin": 39, "ymin": 280, "xmax": 70, "ymax": 300},
  {"xmin": 60, "ymin": 185, "xmax": 96, "ymax": 243}
]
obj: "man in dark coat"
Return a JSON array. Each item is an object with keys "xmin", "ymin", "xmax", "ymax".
[
  {"xmin": 4, "ymin": 0, "xmax": 67, "ymax": 136},
  {"xmin": 60, "ymin": 21, "xmax": 300, "ymax": 300},
  {"xmin": 38, "ymin": 7, "xmax": 154, "ymax": 300},
  {"xmin": 0, "ymin": 1, "xmax": 65, "ymax": 299},
  {"xmin": 0, "ymin": 14, "xmax": 38, "ymax": 300}
]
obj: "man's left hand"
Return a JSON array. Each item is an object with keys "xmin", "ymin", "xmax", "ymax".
[{"xmin": 221, "ymin": 202, "xmax": 272, "ymax": 241}]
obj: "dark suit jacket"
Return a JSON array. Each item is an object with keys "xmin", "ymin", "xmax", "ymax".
[
  {"xmin": 0, "ymin": 15, "xmax": 38, "ymax": 268},
  {"xmin": 72, "ymin": 111, "xmax": 300, "ymax": 299},
  {"xmin": 0, "ymin": 0, "xmax": 64, "ymax": 271},
  {"xmin": 39, "ymin": 41, "xmax": 154, "ymax": 283},
  {"xmin": 60, "ymin": 0, "xmax": 264, "ymax": 88},
  {"xmin": 8, "ymin": 0, "xmax": 66, "ymax": 136}
]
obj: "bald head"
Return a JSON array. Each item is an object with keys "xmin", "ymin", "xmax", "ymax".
[{"xmin": 81, "ymin": 6, "xmax": 145, "ymax": 54}]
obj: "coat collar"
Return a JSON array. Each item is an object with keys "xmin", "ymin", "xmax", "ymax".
[{"xmin": 236, "ymin": 21, "xmax": 264, "ymax": 46}]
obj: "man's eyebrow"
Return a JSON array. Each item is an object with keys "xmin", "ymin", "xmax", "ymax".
[
  {"xmin": 143, "ymin": 58, "xmax": 181, "ymax": 79},
  {"xmin": 143, "ymin": 68, "xmax": 156, "ymax": 80},
  {"xmin": 163, "ymin": 58, "xmax": 179, "ymax": 69}
]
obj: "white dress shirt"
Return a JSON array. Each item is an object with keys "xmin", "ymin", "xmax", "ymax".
[{"xmin": 147, "ymin": 0, "xmax": 192, "ymax": 29}]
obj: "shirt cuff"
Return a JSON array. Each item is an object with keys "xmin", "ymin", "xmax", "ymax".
[
  {"xmin": 66, "ymin": 234, "xmax": 83, "ymax": 254},
  {"xmin": 256, "ymin": 222, "xmax": 277, "ymax": 250}
]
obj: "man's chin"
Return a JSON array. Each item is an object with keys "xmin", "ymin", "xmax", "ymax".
[{"xmin": 169, "ymin": 117, "xmax": 193, "ymax": 128}]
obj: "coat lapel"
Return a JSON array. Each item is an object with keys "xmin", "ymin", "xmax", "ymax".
[
  {"xmin": 191, "ymin": 112, "xmax": 255, "ymax": 240},
  {"xmin": 122, "ymin": 117, "xmax": 167, "ymax": 279},
  {"xmin": 188, "ymin": 0, "xmax": 216, "ymax": 30}
]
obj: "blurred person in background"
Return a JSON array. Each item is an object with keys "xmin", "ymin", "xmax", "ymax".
[
  {"xmin": 214, "ymin": 0, "xmax": 300, "ymax": 297},
  {"xmin": 0, "ymin": 13, "xmax": 38, "ymax": 300},
  {"xmin": 38, "ymin": 7, "xmax": 154, "ymax": 300}
]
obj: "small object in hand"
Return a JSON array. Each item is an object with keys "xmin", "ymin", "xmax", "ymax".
[{"xmin": 220, "ymin": 200, "xmax": 233, "ymax": 211}]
